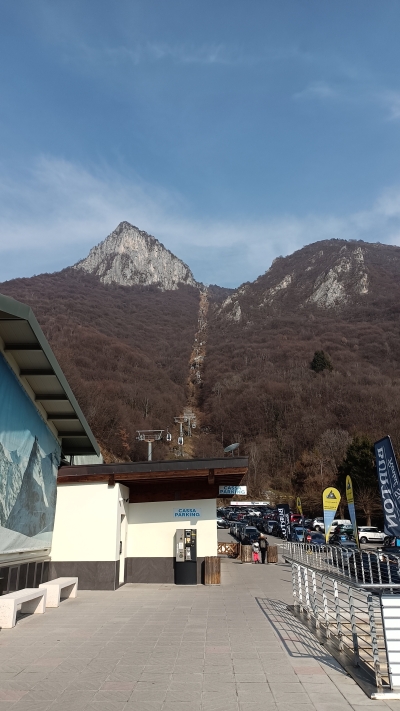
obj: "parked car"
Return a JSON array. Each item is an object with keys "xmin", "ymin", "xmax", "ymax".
[
  {"xmin": 358, "ymin": 527, "xmax": 386, "ymax": 544},
  {"xmin": 236, "ymin": 522, "xmax": 248, "ymax": 539},
  {"xmin": 292, "ymin": 526, "xmax": 308, "ymax": 542},
  {"xmin": 306, "ymin": 531, "xmax": 326, "ymax": 548},
  {"xmin": 267, "ymin": 520, "xmax": 279, "ymax": 534},
  {"xmin": 383, "ymin": 535, "xmax": 396, "ymax": 547},
  {"xmin": 248, "ymin": 509, "xmax": 261, "ymax": 517},
  {"xmin": 267, "ymin": 521, "xmax": 284, "ymax": 538},
  {"xmin": 217, "ymin": 518, "xmax": 229, "ymax": 529},
  {"xmin": 332, "ymin": 519, "xmax": 352, "ymax": 528},
  {"xmin": 313, "ymin": 517, "xmax": 325, "ymax": 532},
  {"xmin": 232, "ymin": 521, "xmax": 242, "ymax": 538},
  {"xmin": 231, "ymin": 521, "xmax": 244, "ymax": 538},
  {"xmin": 330, "ymin": 531, "xmax": 355, "ymax": 545},
  {"xmin": 241, "ymin": 526, "xmax": 260, "ymax": 544},
  {"xmin": 290, "ymin": 513, "xmax": 303, "ymax": 524},
  {"xmin": 329, "ymin": 524, "xmax": 354, "ymax": 542},
  {"xmin": 313, "ymin": 517, "xmax": 353, "ymax": 533}
]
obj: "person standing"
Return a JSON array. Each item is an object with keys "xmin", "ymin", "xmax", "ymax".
[
  {"xmin": 252, "ymin": 540, "xmax": 260, "ymax": 563},
  {"xmin": 259, "ymin": 534, "xmax": 269, "ymax": 564}
]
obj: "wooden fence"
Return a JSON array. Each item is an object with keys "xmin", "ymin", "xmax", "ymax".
[{"xmin": 217, "ymin": 542, "xmax": 240, "ymax": 557}]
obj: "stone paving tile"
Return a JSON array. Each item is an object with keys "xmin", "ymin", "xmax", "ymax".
[
  {"xmin": 2, "ymin": 552, "xmax": 400, "ymax": 711},
  {"xmin": 201, "ymin": 702, "xmax": 239, "ymax": 711},
  {"xmin": 163, "ymin": 704, "xmax": 202, "ymax": 711},
  {"xmin": 84, "ymin": 703, "xmax": 127, "ymax": 711},
  {"xmin": 239, "ymin": 705, "xmax": 278, "ymax": 711},
  {"xmin": 12, "ymin": 700, "xmax": 54, "ymax": 711},
  {"xmin": 125, "ymin": 703, "xmax": 163, "ymax": 711}
]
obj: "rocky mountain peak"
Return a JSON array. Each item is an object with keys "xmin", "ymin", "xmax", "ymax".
[
  {"xmin": 74, "ymin": 221, "xmax": 199, "ymax": 291},
  {"xmin": 218, "ymin": 239, "xmax": 400, "ymax": 322}
]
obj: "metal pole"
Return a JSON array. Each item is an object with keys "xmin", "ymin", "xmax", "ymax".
[
  {"xmin": 297, "ymin": 564, "xmax": 303, "ymax": 612},
  {"xmin": 292, "ymin": 564, "xmax": 298, "ymax": 610},
  {"xmin": 367, "ymin": 593, "xmax": 382, "ymax": 691},
  {"xmin": 148, "ymin": 440, "xmax": 152, "ymax": 462},
  {"xmin": 348, "ymin": 587, "xmax": 359, "ymax": 666},
  {"xmin": 321, "ymin": 575, "xmax": 331, "ymax": 638},
  {"xmin": 333, "ymin": 580, "xmax": 344, "ymax": 651},
  {"xmin": 303, "ymin": 567, "xmax": 311, "ymax": 618},
  {"xmin": 311, "ymin": 570, "xmax": 319, "ymax": 627}
]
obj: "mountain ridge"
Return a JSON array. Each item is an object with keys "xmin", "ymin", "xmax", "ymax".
[
  {"xmin": 2, "ymin": 227, "xmax": 400, "ymax": 506},
  {"xmin": 74, "ymin": 221, "xmax": 200, "ymax": 291},
  {"xmin": 218, "ymin": 238, "xmax": 400, "ymax": 322}
]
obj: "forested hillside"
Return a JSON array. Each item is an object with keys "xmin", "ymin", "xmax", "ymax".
[
  {"xmin": 0, "ymin": 269, "xmax": 200, "ymax": 461},
  {"xmin": 2, "ymin": 235, "xmax": 400, "ymax": 519},
  {"xmin": 200, "ymin": 239, "xmax": 400, "ymax": 516}
]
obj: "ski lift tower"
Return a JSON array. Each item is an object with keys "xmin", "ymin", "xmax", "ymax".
[
  {"xmin": 174, "ymin": 413, "xmax": 196, "ymax": 439},
  {"xmin": 174, "ymin": 417, "xmax": 186, "ymax": 453},
  {"xmin": 136, "ymin": 430, "xmax": 164, "ymax": 462}
]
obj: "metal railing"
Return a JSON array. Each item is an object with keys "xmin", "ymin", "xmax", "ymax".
[
  {"xmin": 283, "ymin": 543, "xmax": 400, "ymax": 695},
  {"xmin": 284, "ymin": 541, "xmax": 400, "ymax": 588},
  {"xmin": 289, "ymin": 560, "xmax": 388, "ymax": 691}
]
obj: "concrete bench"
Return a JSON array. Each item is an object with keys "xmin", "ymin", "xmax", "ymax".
[
  {"xmin": 39, "ymin": 577, "xmax": 78, "ymax": 608},
  {"xmin": 0, "ymin": 588, "xmax": 47, "ymax": 629}
]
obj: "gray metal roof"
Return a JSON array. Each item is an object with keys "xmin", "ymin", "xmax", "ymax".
[{"xmin": 0, "ymin": 292, "xmax": 99, "ymax": 457}]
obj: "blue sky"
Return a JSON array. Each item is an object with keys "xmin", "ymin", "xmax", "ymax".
[{"xmin": 1, "ymin": 1, "xmax": 400, "ymax": 287}]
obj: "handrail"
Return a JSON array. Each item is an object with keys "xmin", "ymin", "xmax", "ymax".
[
  {"xmin": 285, "ymin": 543, "xmax": 400, "ymax": 695},
  {"xmin": 290, "ymin": 560, "xmax": 388, "ymax": 692},
  {"xmin": 283, "ymin": 541, "xmax": 400, "ymax": 591}
]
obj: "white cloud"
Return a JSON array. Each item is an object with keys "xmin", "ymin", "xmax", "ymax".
[
  {"xmin": 294, "ymin": 80, "xmax": 339, "ymax": 101},
  {"xmin": 1, "ymin": 156, "xmax": 400, "ymax": 287},
  {"xmin": 68, "ymin": 39, "xmax": 319, "ymax": 73},
  {"xmin": 75, "ymin": 41, "xmax": 260, "ymax": 69},
  {"xmin": 294, "ymin": 81, "xmax": 400, "ymax": 123},
  {"xmin": 380, "ymin": 90, "xmax": 400, "ymax": 121}
]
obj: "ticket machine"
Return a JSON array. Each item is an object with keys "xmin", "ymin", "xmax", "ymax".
[{"xmin": 175, "ymin": 528, "xmax": 197, "ymax": 585}]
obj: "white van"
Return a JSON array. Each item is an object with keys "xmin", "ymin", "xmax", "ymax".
[{"xmin": 332, "ymin": 519, "xmax": 352, "ymax": 528}]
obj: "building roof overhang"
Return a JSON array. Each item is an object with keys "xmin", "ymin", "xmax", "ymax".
[
  {"xmin": 0, "ymin": 293, "xmax": 99, "ymax": 457},
  {"xmin": 57, "ymin": 457, "xmax": 248, "ymax": 502}
]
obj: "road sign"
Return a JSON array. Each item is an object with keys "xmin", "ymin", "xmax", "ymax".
[
  {"xmin": 219, "ymin": 485, "xmax": 247, "ymax": 495},
  {"xmin": 174, "ymin": 508, "xmax": 201, "ymax": 518}
]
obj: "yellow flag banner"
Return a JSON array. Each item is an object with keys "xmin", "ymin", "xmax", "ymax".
[
  {"xmin": 322, "ymin": 487, "xmax": 341, "ymax": 543},
  {"xmin": 296, "ymin": 497, "xmax": 303, "ymax": 516},
  {"xmin": 346, "ymin": 475, "xmax": 359, "ymax": 547}
]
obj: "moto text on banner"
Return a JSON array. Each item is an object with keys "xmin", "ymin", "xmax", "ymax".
[
  {"xmin": 374, "ymin": 436, "xmax": 400, "ymax": 539},
  {"xmin": 277, "ymin": 503, "xmax": 291, "ymax": 540}
]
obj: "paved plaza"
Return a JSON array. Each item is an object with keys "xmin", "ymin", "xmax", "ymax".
[{"xmin": 1, "ymin": 554, "xmax": 400, "ymax": 711}]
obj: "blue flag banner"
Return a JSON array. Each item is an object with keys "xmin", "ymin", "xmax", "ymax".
[{"xmin": 374, "ymin": 436, "xmax": 400, "ymax": 538}]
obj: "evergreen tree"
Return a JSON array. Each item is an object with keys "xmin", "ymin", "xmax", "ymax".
[
  {"xmin": 338, "ymin": 435, "xmax": 380, "ymax": 526},
  {"xmin": 338, "ymin": 435, "xmax": 376, "ymax": 488},
  {"xmin": 310, "ymin": 350, "xmax": 333, "ymax": 373}
]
